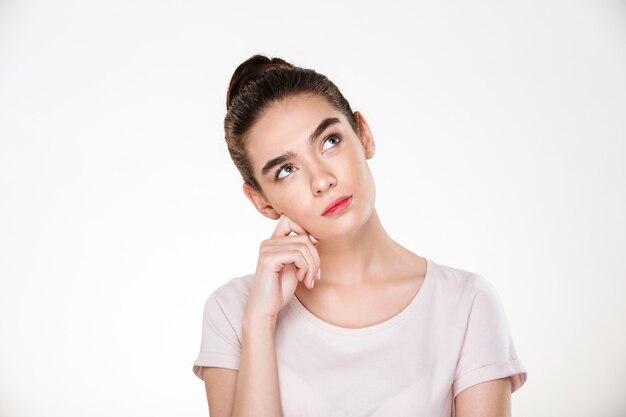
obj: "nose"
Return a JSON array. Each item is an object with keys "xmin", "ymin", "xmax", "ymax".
[{"xmin": 311, "ymin": 165, "xmax": 336, "ymax": 195}]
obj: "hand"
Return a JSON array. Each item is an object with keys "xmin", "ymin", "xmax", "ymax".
[{"xmin": 244, "ymin": 214, "xmax": 321, "ymax": 323}]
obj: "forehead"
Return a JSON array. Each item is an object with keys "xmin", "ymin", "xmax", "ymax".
[{"xmin": 246, "ymin": 93, "xmax": 346, "ymax": 171}]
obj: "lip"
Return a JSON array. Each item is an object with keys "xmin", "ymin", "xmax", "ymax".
[{"xmin": 322, "ymin": 195, "xmax": 352, "ymax": 216}]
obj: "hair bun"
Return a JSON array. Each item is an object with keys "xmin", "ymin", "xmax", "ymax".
[{"xmin": 226, "ymin": 54, "xmax": 294, "ymax": 110}]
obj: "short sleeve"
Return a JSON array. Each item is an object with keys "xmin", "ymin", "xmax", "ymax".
[
  {"xmin": 452, "ymin": 276, "xmax": 527, "ymax": 397},
  {"xmin": 192, "ymin": 291, "xmax": 242, "ymax": 380}
]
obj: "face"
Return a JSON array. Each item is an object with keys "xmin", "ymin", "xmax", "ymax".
[{"xmin": 243, "ymin": 93, "xmax": 377, "ymax": 241}]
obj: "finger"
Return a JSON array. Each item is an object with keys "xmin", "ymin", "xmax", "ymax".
[
  {"xmin": 263, "ymin": 238, "xmax": 318, "ymax": 287},
  {"xmin": 263, "ymin": 249, "xmax": 310, "ymax": 283},
  {"xmin": 268, "ymin": 235, "xmax": 321, "ymax": 286},
  {"xmin": 269, "ymin": 214, "xmax": 320, "ymax": 285},
  {"xmin": 272, "ymin": 213, "xmax": 321, "ymax": 249},
  {"xmin": 270, "ymin": 213, "xmax": 310, "ymax": 239},
  {"xmin": 297, "ymin": 235, "xmax": 320, "ymax": 285}
]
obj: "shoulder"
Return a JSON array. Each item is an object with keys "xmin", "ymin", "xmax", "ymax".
[
  {"xmin": 430, "ymin": 259, "xmax": 493, "ymax": 297},
  {"xmin": 426, "ymin": 259, "xmax": 502, "ymax": 313},
  {"xmin": 201, "ymin": 273, "xmax": 255, "ymax": 328},
  {"xmin": 207, "ymin": 273, "xmax": 255, "ymax": 305}
]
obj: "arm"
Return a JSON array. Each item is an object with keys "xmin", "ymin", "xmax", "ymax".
[
  {"xmin": 454, "ymin": 377, "xmax": 512, "ymax": 417},
  {"xmin": 199, "ymin": 214, "xmax": 319, "ymax": 417},
  {"xmin": 203, "ymin": 367, "xmax": 238, "ymax": 417},
  {"xmin": 230, "ymin": 315, "xmax": 283, "ymax": 417}
]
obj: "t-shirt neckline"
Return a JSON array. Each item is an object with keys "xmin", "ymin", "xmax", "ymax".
[{"xmin": 288, "ymin": 256, "xmax": 435, "ymax": 336}]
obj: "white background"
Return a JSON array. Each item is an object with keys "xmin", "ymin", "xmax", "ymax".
[{"xmin": 1, "ymin": 1, "xmax": 625, "ymax": 416}]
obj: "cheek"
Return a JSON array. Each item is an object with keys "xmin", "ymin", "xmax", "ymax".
[
  {"xmin": 345, "ymin": 153, "xmax": 368, "ymax": 182},
  {"xmin": 273, "ymin": 190, "xmax": 305, "ymax": 215}
]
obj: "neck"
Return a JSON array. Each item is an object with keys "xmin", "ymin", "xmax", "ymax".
[{"xmin": 314, "ymin": 209, "xmax": 411, "ymax": 287}]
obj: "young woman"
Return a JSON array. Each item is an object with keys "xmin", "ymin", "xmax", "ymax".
[{"xmin": 192, "ymin": 54, "xmax": 527, "ymax": 417}]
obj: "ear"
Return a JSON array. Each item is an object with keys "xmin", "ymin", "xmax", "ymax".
[
  {"xmin": 354, "ymin": 111, "xmax": 375, "ymax": 159},
  {"xmin": 242, "ymin": 182, "xmax": 282, "ymax": 220}
]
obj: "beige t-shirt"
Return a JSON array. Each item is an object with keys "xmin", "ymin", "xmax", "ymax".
[{"xmin": 192, "ymin": 257, "xmax": 527, "ymax": 416}]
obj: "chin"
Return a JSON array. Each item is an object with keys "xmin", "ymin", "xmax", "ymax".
[{"xmin": 315, "ymin": 212, "xmax": 371, "ymax": 241}]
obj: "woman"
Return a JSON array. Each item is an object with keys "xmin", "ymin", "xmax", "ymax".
[{"xmin": 192, "ymin": 54, "xmax": 527, "ymax": 417}]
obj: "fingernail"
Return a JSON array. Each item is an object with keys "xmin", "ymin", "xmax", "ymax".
[
  {"xmin": 309, "ymin": 235, "xmax": 319, "ymax": 244},
  {"xmin": 311, "ymin": 278, "xmax": 315, "ymax": 288},
  {"xmin": 317, "ymin": 270, "xmax": 321, "ymax": 280}
]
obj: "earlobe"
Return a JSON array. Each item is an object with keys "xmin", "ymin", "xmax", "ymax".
[{"xmin": 242, "ymin": 183, "xmax": 282, "ymax": 220}]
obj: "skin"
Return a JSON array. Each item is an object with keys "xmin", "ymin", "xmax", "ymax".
[
  {"xmin": 243, "ymin": 92, "xmax": 422, "ymax": 289},
  {"xmin": 455, "ymin": 377, "xmax": 512, "ymax": 417},
  {"xmin": 241, "ymin": 92, "xmax": 512, "ymax": 415}
]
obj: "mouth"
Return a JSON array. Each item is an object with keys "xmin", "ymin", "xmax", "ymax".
[{"xmin": 322, "ymin": 195, "xmax": 352, "ymax": 216}]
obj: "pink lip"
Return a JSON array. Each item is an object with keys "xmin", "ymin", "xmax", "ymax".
[{"xmin": 322, "ymin": 196, "xmax": 352, "ymax": 216}]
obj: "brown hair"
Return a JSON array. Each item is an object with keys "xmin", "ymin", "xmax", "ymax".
[{"xmin": 224, "ymin": 54, "xmax": 359, "ymax": 195}]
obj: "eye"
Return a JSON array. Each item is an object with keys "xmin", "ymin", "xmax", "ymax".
[
  {"xmin": 273, "ymin": 134, "xmax": 342, "ymax": 181},
  {"xmin": 322, "ymin": 134, "xmax": 342, "ymax": 151},
  {"xmin": 274, "ymin": 164, "xmax": 295, "ymax": 181}
]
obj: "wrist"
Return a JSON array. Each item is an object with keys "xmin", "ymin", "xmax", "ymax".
[{"xmin": 243, "ymin": 310, "xmax": 277, "ymax": 332}]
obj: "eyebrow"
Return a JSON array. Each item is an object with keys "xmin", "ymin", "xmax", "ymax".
[{"xmin": 261, "ymin": 117, "xmax": 341, "ymax": 177}]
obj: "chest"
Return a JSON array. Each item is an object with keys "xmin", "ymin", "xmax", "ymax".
[
  {"xmin": 294, "ymin": 275, "xmax": 425, "ymax": 329},
  {"xmin": 274, "ymin": 310, "xmax": 459, "ymax": 417}
]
